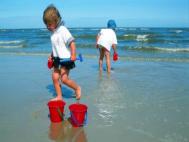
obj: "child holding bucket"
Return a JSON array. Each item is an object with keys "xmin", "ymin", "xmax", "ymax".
[
  {"xmin": 96, "ymin": 19, "xmax": 118, "ymax": 73},
  {"xmin": 43, "ymin": 4, "xmax": 81, "ymax": 100}
]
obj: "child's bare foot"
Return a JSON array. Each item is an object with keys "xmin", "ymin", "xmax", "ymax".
[
  {"xmin": 50, "ymin": 96, "xmax": 63, "ymax": 101},
  {"xmin": 75, "ymin": 86, "xmax": 81, "ymax": 100}
]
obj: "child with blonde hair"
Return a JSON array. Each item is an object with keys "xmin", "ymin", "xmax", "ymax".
[{"xmin": 43, "ymin": 5, "xmax": 81, "ymax": 100}]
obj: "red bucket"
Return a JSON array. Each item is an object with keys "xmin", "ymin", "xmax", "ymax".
[
  {"xmin": 69, "ymin": 103, "xmax": 88, "ymax": 127},
  {"xmin": 113, "ymin": 52, "xmax": 118, "ymax": 61},
  {"xmin": 47, "ymin": 100, "xmax": 66, "ymax": 123}
]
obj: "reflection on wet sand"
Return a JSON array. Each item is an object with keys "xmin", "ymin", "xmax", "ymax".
[{"xmin": 48, "ymin": 119, "xmax": 87, "ymax": 142}]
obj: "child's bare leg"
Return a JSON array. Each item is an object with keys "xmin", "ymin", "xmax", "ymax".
[
  {"xmin": 60, "ymin": 68, "xmax": 81, "ymax": 100},
  {"xmin": 99, "ymin": 48, "xmax": 104, "ymax": 72},
  {"xmin": 51, "ymin": 69, "xmax": 63, "ymax": 101},
  {"xmin": 105, "ymin": 50, "xmax": 111, "ymax": 73}
]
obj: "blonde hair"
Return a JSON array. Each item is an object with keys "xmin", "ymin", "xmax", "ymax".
[{"xmin": 43, "ymin": 4, "xmax": 61, "ymax": 25}]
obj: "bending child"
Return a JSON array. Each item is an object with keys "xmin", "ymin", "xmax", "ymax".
[
  {"xmin": 43, "ymin": 5, "xmax": 81, "ymax": 100},
  {"xmin": 96, "ymin": 20, "xmax": 118, "ymax": 73}
]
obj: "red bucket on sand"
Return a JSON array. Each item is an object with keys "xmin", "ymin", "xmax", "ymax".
[
  {"xmin": 69, "ymin": 103, "xmax": 88, "ymax": 127},
  {"xmin": 47, "ymin": 100, "xmax": 66, "ymax": 123}
]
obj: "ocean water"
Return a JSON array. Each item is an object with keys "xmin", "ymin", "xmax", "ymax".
[
  {"xmin": 0, "ymin": 28, "xmax": 189, "ymax": 142},
  {"xmin": 0, "ymin": 27, "xmax": 189, "ymax": 62}
]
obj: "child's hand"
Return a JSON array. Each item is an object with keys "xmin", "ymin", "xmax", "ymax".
[
  {"xmin": 47, "ymin": 57, "xmax": 53, "ymax": 69},
  {"xmin": 71, "ymin": 55, "xmax": 76, "ymax": 61},
  {"xmin": 96, "ymin": 44, "xmax": 99, "ymax": 48},
  {"xmin": 113, "ymin": 52, "xmax": 118, "ymax": 61},
  {"xmin": 48, "ymin": 55, "xmax": 52, "ymax": 60},
  {"xmin": 48, "ymin": 52, "xmax": 53, "ymax": 60},
  {"xmin": 47, "ymin": 53, "xmax": 53, "ymax": 69}
]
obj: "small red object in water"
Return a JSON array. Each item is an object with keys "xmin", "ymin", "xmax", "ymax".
[
  {"xmin": 48, "ymin": 58, "xmax": 53, "ymax": 69},
  {"xmin": 113, "ymin": 52, "xmax": 118, "ymax": 61}
]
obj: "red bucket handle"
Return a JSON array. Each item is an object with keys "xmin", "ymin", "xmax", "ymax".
[
  {"xmin": 70, "ymin": 111, "xmax": 88, "ymax": 127},
  {"xmin": 48, "ymin": 107, "xmax": 64, "ymax": 121},
  {"xmin": 57, "ymin": 107, "xmax": 64, "ymax": 119}
]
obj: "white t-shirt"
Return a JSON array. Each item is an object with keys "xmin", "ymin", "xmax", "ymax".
[
  {"xmin": 51, "ymin": 25, "xmax": 74, "ymax": 59},
  {"xmin": 97, "ymin": 29, "xmax": 117, "ymax": 51}
]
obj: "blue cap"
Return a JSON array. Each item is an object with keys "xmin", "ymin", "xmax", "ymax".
[{"xmin": 107, "ymin": 20, "xmax": 116, "ymax": 30}]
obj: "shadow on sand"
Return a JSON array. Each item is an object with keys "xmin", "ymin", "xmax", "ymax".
[{"xmin": 46, "ymin": 84, "xmax": 76, "ymax": 99}]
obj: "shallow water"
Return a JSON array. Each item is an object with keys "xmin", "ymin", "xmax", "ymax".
[
  {"xmin": 0, "ymin": 54, "xmax": 188, "ymax": 142},
  {"xmin": 83, "ymin": 60, "xmax": 189, "ymax": 142}
]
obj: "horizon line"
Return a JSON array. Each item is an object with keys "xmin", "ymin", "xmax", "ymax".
[{"xmin": 1, "ymin": 26, "xmax": 189, "ymax": 30}]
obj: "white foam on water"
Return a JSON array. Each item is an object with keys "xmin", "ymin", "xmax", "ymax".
[
  {"xmin": 136, "ymin": 34, "xmax": 149, "ymax": 42},
  {"xmin": 0, "ymin": 45, "xmax": 24, "ymax": 48},
  {"xmin": 154, "ymin": 47, "xmax": 189, "ymax": 52},
  {"xmin": 0, "ymin": 40, "xmax": 24, "ymax": 44}
]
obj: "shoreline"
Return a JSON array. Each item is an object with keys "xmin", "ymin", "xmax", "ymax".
[{"xmin": 0, "ymin": 51, "xmax": 189, "ymax": 63}]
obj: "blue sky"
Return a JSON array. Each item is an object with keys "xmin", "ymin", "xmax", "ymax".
[{"xmin": 0, "ymin": 0, "xmax": 189, "ymax": 28}]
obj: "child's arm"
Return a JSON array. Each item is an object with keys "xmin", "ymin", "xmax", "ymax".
[
  {"xmin": 48, "ymin": 52, "xmax": 53, "ymax": 60},
  {"xmin": 96, "ymin": 35, "xmax": 99, "ymax": 48},
  {"xmin": 70, "ymin": 41, "xmax": 76, "ymax": 61},
  {"xmin": 112, "ymin": 44, "xmax": 117, "ymax": 53}
]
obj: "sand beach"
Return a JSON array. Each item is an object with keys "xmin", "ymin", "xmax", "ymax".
[{"xmin": 0, "ymin": 53, "xmax": 189, "ymax": 142}]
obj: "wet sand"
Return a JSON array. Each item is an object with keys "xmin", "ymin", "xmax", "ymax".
[{"xmin": 0, "ymin": 54, "xmax": 189, "ymax": 142}]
